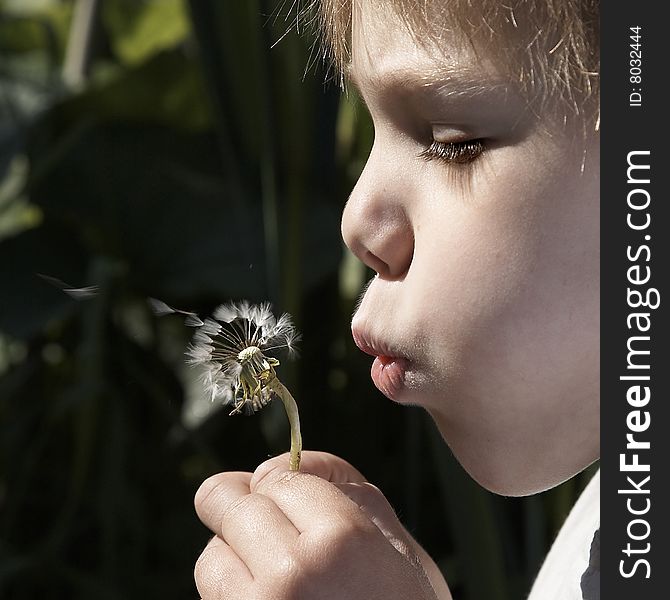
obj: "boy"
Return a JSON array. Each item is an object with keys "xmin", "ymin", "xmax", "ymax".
[{"xmin": 193, "ymin": 0, "xmax": 600, "ymax": 598}]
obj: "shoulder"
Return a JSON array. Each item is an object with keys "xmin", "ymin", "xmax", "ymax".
[{"xmin": 527, "ymin": 469, "xmax": 600, "ymax": 600}]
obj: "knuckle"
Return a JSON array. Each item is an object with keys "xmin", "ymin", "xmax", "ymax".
[
  {"xmin": 268, "ymin": 551, "xmax": 300, "ymax": 581},
  {"xmin": 310, "ymin": 517, "xmax": 376, "ymax": 558}
]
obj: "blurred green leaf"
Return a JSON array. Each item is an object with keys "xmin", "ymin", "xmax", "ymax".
[
  {"xmin": 0, "ymin": 2, "xmax": 72, "ymax": 59},
  {"xmin": 102, "ymin": 0, "xmax": 190, "ymax": 66},
  {"xmin": 58, "ymin": 48, "xmax": 212, "ymax": 130},
  {"xmin": 0, "ymin": 15, "xmax": 54, "ymax": 54},
  {"xmin": 0, "ymin": 156, "xmax": 42, "ymax": 241}
]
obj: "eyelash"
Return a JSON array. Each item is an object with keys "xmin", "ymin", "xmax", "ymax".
[{"xmin": 419, "ymin": 139, "xmax": 485, "ymax": 165}]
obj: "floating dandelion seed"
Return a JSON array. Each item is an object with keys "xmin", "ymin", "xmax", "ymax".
[{"xmin": 185, "ymin": 301, "xmax": 303, "ymax": 471}]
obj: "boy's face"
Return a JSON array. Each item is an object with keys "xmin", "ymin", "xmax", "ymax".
[{"xmin": 344, "ymin": 2, "xmax": 599, "ymax": 496}]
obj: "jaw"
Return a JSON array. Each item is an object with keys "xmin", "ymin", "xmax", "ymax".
[{"xmin": 429, "ymin": 397, "xmax": 600, "ymax": 497}]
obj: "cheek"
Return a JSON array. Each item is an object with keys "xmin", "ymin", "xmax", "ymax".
[
  {"xmin": 410, "ymin": 169, "xmax": 544, "ymax": 366},
  {"xmin": 413, "ymin": 145, "xmax": 599, "ymax": 380},
  {"xmin": 408, "ymin": 153, "xmax": 599, "ymax": 492}
]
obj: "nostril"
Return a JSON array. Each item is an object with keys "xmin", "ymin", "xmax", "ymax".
[{"xmin": 364, "ymin": 251, "xmax": 391, "ymax": 278}]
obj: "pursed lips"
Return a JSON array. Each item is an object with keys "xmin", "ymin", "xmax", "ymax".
[{"xmin": 351, "ymin": 326, "xmax": 410, "ymax": 400}]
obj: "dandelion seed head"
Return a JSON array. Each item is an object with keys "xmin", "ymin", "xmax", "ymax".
[
  {"xmin": 186, "ymin": 301, "xmax": 299, "ymax": 416},
  {"xmin": 238, "ymin": 345, "xmax": 261, "ymax": 363}
]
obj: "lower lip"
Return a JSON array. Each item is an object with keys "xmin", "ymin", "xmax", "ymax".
[{"xmin": 370, "ymin": 356, "xmax": 408, "ymax": 400}]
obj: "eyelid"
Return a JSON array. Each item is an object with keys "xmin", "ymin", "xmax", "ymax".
[{"xmin": 431, "ymin": 125, "xmax": 472, "ymax": 143}]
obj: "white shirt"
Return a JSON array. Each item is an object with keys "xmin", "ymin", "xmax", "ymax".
[{"xmin": 527, "ymin": 470, "xmax": 600, "ymax": 600}]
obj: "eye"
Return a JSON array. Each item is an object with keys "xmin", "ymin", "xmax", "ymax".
[{"xmin": 419, "ymin": 139, "xmax": 485, "ymax": 164}]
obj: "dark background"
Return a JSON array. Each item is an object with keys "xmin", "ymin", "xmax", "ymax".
[{"xmin": 0, "ymin": 1, "xmax": 597, "ymax": 598}]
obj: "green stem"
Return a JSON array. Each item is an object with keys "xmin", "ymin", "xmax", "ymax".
[{"xmin": 269, "ymin": 379, "xmax": 302, "ymax": 471}]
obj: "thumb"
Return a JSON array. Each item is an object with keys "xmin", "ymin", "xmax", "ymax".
[{"xmin": 250, "ymin": 450, "xmax": 367, "ymax": 490}]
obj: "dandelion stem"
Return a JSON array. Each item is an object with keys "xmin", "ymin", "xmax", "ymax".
[{"xmin": 269, "ymin": 379, "xmax": 302, "ymax": 471}]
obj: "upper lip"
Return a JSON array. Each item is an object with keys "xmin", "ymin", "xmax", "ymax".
[{"xmin": 351, "ymin": 326, "xmax": 403, "ymax": 359}]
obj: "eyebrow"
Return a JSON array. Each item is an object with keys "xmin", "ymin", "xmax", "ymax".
[{"xmin": 347, "ymin": 63, "xmax": 512, "ymax": 103}]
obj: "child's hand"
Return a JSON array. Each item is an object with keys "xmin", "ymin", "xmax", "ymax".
[{"xmin": 194, "ymin": 451, "xmax": 452, "ymax": 600}]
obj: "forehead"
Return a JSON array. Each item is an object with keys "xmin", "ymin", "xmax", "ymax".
[{"xmin": 349, "ymin": 1, "xmax": 509, "ymax": 99}]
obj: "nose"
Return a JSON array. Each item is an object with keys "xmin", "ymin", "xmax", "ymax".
[{"xmin": 341, "ymin": 152, "xmax": 414, "ymax": 280}]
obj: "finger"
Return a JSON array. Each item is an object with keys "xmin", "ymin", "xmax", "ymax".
[
  {"xmin": 195, "ymin": 472, "xmax": 300, "ymax": 574},
  {"xmin": 251, "ymin": 451, "xmax": 367, "ymax": 488},
  {"xmin": 334, "ymin": 482, "xmax": 410, "ymax": 551},
  {"xmin": 250, "ymin": 461, "xmax": 378, "ymax": 535},
  {"xmin": 195, "ymin": 472, "xmax": 252, "ymax": 533},
  {"xmin": 194, "ymin": 536, "xmax": 253, "ymax": 599}
]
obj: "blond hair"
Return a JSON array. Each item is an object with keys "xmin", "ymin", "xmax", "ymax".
[{"xmin": 313, "ymin": 0, "xmax": 599, "ymax": 125}]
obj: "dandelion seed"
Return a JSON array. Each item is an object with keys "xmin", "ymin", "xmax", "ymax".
[
  {"xmin": 186, "ymin": 301, "xmax": 303, "ymax": 470},
  {"xmin": 148, "ymin": 298, "xmax": 204, "ymax": 326}
]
